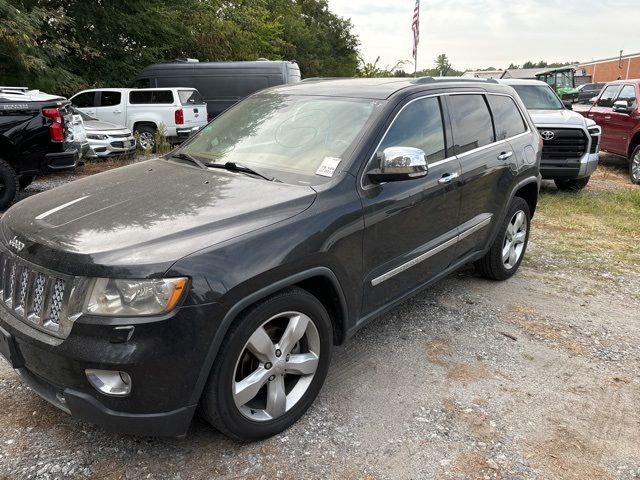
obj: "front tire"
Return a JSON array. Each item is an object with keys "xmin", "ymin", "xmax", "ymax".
[
  {"xmin": 475, "ymin": 197, "xmax": 531, "ymax": 281},
  {"xmin": 0, "ymin": 159, "xmax": 19, "ymax": 210},
  {"xmin": 199, "ymin": 287, "xmax": 333, "ymax": 441},
  {"xmin": 630, "ymin": 145, "xmax": 640, "ymax": 185},
  {"xmin": 554, "ymin": 176, "xmax": 590, "ymax": 191}
]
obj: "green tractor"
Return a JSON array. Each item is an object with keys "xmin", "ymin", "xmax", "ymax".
[{"xmin": 535, "ymin": 67, "xmax": 579, "ymax": 102}]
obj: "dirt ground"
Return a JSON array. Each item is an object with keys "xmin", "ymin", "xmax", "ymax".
[{"xmin": 0, "ymin": 155, "xmax": 639, "ymax": 480}]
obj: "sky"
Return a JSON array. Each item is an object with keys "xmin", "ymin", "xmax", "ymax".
[{"xmin": 328, "ymin": 0, "xmax": 640, "ymax": 72}]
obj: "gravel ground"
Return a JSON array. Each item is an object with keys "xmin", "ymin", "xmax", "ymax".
[{"xmin": 0, "ymin": 156, "xmax": 639, "ymax": 480}]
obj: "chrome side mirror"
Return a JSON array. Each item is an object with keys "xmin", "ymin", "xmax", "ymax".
[
  {"xmin": 368, "ymin": 146, "xmax": 428, "ymax": 183},
  {"xmin": 613, "ymin": 100, "xmax": 633, "ymax": 114}
]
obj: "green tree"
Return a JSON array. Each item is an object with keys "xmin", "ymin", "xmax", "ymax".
[{"xmin": 434, "ymin": 54, "xmax": 452, "ymax": 76}]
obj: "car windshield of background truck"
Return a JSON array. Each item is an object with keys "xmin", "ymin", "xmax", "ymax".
[
  {"xmin": 182, "ymin": 93, "xmax": 381, "ymax": 185},
  {"xmin": 512, "ymin": 85, "xmax": 564, "ymax": 110}
]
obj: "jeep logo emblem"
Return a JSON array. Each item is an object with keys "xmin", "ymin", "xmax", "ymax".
[
  {"xmin": 9, "ymin": 236, "xmax": 25, "ymax": 253},
  {"xmin": 541, "ymin": 130, "xmax": 555, "ymax": 141}
]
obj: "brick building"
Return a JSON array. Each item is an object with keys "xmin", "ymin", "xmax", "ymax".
[{"xmin": 578, "ymin": 52, "xmax": 640, "ymax": 83}]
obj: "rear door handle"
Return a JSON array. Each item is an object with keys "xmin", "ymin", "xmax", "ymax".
[
  {"xmin": 604, "ymin": 116, "xmax": 612, "ymax": 120},
  {"xmin": 438, "ymin": 172, "xmax": 459, "ymax": 184},
  {"xmin": 113, "ymin": 110, "xmax": 122, "ymax": 114},
  {"xmin": 498, "ymin": 151, "xmax": 514, "ymax": 161}
]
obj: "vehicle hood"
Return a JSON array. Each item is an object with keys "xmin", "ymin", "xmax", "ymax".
[
  {"xmin": 528, "ymin": 109, "xmax": 588, "ymax": 128},
  {"xmin": 0, "ymin": 159, "xmax": 316, "ymax": 277},
  {"xmin": 84, "ymin": 119, "xmax": 130, "ymax": 133}
]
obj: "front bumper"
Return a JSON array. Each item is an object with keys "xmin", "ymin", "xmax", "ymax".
[
  {"xmin": 0, "ymin": 300, "xmax": 223, "ymax": 437},
  {"xmin": 86, "ymin": 136, "xmax": 136, "ymax": 158},
  {"xmin": 541, "ymin": 151, "xmax": 599, "ymax": 180}
]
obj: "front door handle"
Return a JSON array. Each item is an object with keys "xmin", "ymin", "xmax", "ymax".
[
  {"xmin": 113, "ymin": 110, "xmax": 122, "ymax": 114},
  {"xmin": 604, "ymin": 116, "xmax": 612, "ymax": 120},
  {"xmin": 438, "ymin": 172, "xmax": 459, "ymax": 185},
  {"xmin": 498, "ymin": 151, "xmax": 514, "ymax": 161}
]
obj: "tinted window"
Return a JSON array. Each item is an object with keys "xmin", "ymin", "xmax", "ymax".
[
  {"xmin": 72, "ymin": 92, "xmax": 96, "ymax": 108},
  {"xmin": 488, "ymin": 95, "xmax": 527, "ymax": 140},
  {"xmin": 379, "ymin": 97, "xmax": 446, "ymax": 162},
  {"xmin": 617, "ymin": 85, "xmax": 637, "ymax": 107},
  {"xmin": 598, "ymin": 85, "xmax": 622, "ymax": 107},
  {"xmin": 129, "ymin": 90, "xmax": 174, "ymax": 104},
  {"xmin": 178, "ymin": 90, "xmax": 204, "ymax": 105},
  {"xmin": 99, "ymin": 91, "xmax": 121, "ymax": 107},
  {"xmin": 153, "ymin": 90, "xmax": 174, "ymax": 103},
  {"xmin": 131, "ymin": 78, "xmax": 151, "ymax": 88},
  {"xmin": 449, "ymin": 95, "xmax": 495, "ymax": 155}
]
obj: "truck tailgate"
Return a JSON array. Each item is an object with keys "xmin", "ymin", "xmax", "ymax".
[{"xmin": 178, "ymin": 90, "xmax": 208, "ymax": 127}]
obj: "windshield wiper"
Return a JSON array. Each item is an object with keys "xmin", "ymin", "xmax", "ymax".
[
  {"xmin": 205, "ymin": 161, "xmax": 278, "ymax": 182},
  {"xmin": 170, "ymin": 152, "xmax": 207, "ymax": 170}
]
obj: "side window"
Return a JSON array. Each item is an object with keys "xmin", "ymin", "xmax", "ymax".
[
  {"xmin": 598, "ymin": 85, "xmax": 622, "ymax": 108},
  {"xmin": 129, "ymin": 91, "xmax": 152, "ymax": 104},
  {"xmin": 132, "ymin": 78, "xmax": 151, "ymax": 88},
  {"xmin": 378, "ymin": 97, "xmax": 446, "ymax": 163},
  {"xmin": 152, "ymin": 90, "xmax": 174, "ymax": 104},
  {"xmin": 448, "ymin": 95, "xmax": 495, "ymax": 155},
  {"xmin": 71, "ymin": 92, "xmax": 96, "ymax": 108},
  {"xmin": 487, "ymin": 95, "xmax": 527, "ymax": 140},
  {"xmin": 617, "ymin": 85, "xmax": 637, "ymax": 107},
  {"xmin": 99, "ymin": 91, "xmax": 121, "ymax": 107}
]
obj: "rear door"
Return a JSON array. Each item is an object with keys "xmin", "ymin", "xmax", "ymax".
[
  {"xmin": 94, "ymin": 91, "xmax": 124, "ymax": 125},
  {"xmin": 446, "ymin": 93, "xmax": 520, "ymax": 259},
  {"xmin": 360, "ymin": 95, "xmax": 460, "ymax": 315},
  {"xmin": 178, "ymin": 90, "xmax": 208, "ymax": 128},
  {"xmin": 70, "ymin": 91, "xmax": 98, "ymax": 117}
]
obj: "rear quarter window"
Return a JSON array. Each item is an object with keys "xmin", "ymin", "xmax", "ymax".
[
  {"xmin": 448, "ymin": 94, "xmax": 495, "ymax": 155},
  {"xmin": 487, "ymin": 95, "xmax": 527, "ymax": 140},
  {"xmin": 178, "ymin": 90, "xmax": 205, "ymax": 105}
]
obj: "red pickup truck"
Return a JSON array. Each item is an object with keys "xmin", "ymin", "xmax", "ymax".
[{"xmin": 574, "ymin": 80, "xmax": 640, "ymax": 184}]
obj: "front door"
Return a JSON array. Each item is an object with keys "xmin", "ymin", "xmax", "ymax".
[
  {"xmin": 360, "ymin": 96, "xmax": 460, "ymax": 315},
  {"xmin": 587, "ymin": 84, "xmax": 622, "ymax": 152},
  {"xmin": 606, "ymin": 84, "xmax": 638, "ymax": 155},
  {"xmin": 94, "ymin": 91, "xmax": 124, "ymax": 125}
]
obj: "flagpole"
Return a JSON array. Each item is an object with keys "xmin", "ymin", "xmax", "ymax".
[{"xmin": 412, "ymin": 0, "xmax": 420, "ymax": 78}]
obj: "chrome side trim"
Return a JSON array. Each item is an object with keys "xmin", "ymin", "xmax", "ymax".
[{"xmin": 371, "ymin": 215, "xmax": 493, "ymax": 286}]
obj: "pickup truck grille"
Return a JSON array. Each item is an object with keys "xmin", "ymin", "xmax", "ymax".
[
  {"xmin": 539, "ymin": 128, "xmax": 588, "ymax": 160},
  {"xmin": 0, "ymin": 251, "xmax": 67, "ymax": 334}
]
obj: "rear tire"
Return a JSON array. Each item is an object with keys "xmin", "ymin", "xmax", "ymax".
[
  {"xmin": 0, "ymin": 159, "xmax": 19, "ymax": 210},
  {"xmin": 135, "ymin": 125, "xmax": 156, "ymax": 152},
  {"xmin": 19, "ymin": 175, "xmax": 35, "ymax": 190},
  {"xmin": 554, "ymin": 176, "xmax": 590, "ymax": 191},
  {"xmin": 475, "ymin": 197, "xmax": 531, "ymax": 281},
  {"xmin": 630, "ymin": 145, "xmax": 640, "ymax": 185},
  {"xmin": 199, "ymin": 287, "xmax": 333, "ymax": 441}
]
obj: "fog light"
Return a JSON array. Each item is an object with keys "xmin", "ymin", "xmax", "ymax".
[{"xmin": 85, "ymin": 369, "xmax": 132, "ymax": 396}]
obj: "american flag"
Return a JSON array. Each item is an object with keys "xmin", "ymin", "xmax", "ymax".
[{"xmin": 412, "ymin": 0, "xmax": 420, "ymax": 62}]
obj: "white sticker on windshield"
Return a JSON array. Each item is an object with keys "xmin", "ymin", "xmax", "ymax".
[{"xmin": 316, "ymin": 157, "xmax": 342, "ymax": 177}]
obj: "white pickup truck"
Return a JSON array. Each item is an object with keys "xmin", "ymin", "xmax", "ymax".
[{"xmin": 69, "ymin": 88, "xmax": 208, "ymax": 150}]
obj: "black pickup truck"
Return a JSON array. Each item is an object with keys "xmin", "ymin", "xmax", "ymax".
[{"xmin": 0, "ymin": 87, "xmax": 86, "ymax": 209}]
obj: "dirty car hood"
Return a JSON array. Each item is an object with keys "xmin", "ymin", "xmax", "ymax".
[{"xmin": 0, "ymin": 159, "xmax": 316, "ymax": 277}]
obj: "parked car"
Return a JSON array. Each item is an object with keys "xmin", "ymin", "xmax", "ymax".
[
  {"xmin": 575, "ymin": 80, "xmax": 640, "ymax": 184},
  {"xmin": 577, "ymin": 82, "xmax": 605, "ymax": 104},
  {"xmin": 69, "ymin": 87, "xmax": 207, "ymax": 150},
  {"xmin": 130, "ymin": 59, "xmax": 301, "ymax": 119},
  {"xmin": 499, "ymin": 79, "xmax": 601, "ymax": 191},
  {"xmin": 0, "ymin": 77, "xmax": 541, "ymax": 440},
  {"xmin": 0, "ymin": 87, "xmax": 86, "ymax": 209},
  {"xmin": 71, "ymin": 108, "xmax": 136, "ymax": 158}
]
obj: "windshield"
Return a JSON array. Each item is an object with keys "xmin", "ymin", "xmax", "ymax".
[
  {"xmin": 511, "ymin": 85, "xmax": 565, "ymax": 110},
  {"xmin": 70, "ymin": 106, "xmax": 97, "ymax": 121},
  {"xmin": 181, "ymin": 93, "xmax": 381, "ymax": 185}
]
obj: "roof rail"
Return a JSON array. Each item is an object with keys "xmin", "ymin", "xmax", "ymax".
[
  {"xmin": 0, "ymin": 86, "xmax": 29, "ymax": 92},
  {"xmin": 412, "ymin": 76, "xmax": 498, "ymax": 84},
  {"xmin": 174, "ymin": 58, "xmax": 199, "ymax": 63}
]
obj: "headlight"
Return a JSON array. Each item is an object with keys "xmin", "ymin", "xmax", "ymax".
[
  {"xmin": 87, "ymin": 134, "xmax": 109, "ymax": 140},
  {"xmin": 84, "ymin": 278, "xmax": 188, "ymax": 316}
]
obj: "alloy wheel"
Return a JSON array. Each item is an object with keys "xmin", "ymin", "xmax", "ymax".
[
  {"xmin": 502, "ymin": 210, "xmax": 527, "ymax": 270},
  {"xmin": 232, "ymin": 311, "xmax": 320, "ymax": 422},
  {"xmin": 632, "ymin": 151, "xmax": 640, "ymax": 183},
  {"xmin": 138, "ymin": 132, "xmax": 155, "ymax": 150}
]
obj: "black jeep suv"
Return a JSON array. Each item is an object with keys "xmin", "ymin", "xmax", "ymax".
[
  {"xmin": 0, "ymin": 78, "xmax": 541, "ymax": 440},
  {"xmin": 0, "ymin": 87, "xmax": 85, "ymax": 209}
]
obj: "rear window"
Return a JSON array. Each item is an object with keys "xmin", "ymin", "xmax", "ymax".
[
  {"xmin": 448, "ymin": 95, "xmax": 495, "ymax": 155},
  {"xmin": 487, "ymin": 95, "xmax": 527, "ymax": 140},
  {"xmin": 99, "ymin": 91, "xmax": 121, "ymax": 107},
  {"xmin": 178, "ymin": 90, "xmax": 205, "ymax": 105},
  {"xmin": 129, "ymin": 90, "xmax": 174, "ymax": 104}
]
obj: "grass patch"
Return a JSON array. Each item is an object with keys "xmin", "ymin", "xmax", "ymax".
[
  {"xmin": 534, "ymin": 188, "xmax": 640, "ymax": 272},
  {"xmin": 78, "ymin": 156, "xmax": 138, "ymax": 176}
]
